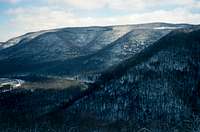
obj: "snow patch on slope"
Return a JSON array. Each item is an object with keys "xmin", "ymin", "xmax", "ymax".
[
  {"xmin": 90, "ymin": 26, "xmax": 133, "ymax": 50},
  {"xmin": 0, "ymin": 78, "xmax": 25, "ymax": 93},
  {"xmin": 154, "ymin": 26, "xmax": 183, "ymax": 30}
]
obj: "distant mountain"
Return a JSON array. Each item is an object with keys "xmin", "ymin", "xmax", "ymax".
[
  {"xmin": 53, "ymin": 27, "xmax": 200, "ymax": 131},
  {"xmin": 0, "ymin": 23, "xmax": 193, "ymax": 81}
]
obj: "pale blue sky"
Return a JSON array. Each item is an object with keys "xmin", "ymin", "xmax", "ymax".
[{"xmin": 0, "ymin": 0, "xmax": 200, "ymax": 41}]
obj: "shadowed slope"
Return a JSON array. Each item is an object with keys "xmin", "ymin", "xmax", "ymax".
[{"xmin": 35, "ymin": 28, "xmax": 200, "ymax": 132}]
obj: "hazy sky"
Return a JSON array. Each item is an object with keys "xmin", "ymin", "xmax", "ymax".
[{"xmin": 0, "ymin": 0, "xmax": 200, "ymax": 41}]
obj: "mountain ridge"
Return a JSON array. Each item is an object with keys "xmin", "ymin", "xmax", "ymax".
[{"xmin": 0, "ymin": 23, "xmax": 194, "ymax": 80}]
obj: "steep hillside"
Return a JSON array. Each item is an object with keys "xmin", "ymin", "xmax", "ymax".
[
  {"xmin": 42, "ymin": 28, "xmax": 200, "ymax": 131},
  {"xmin": 0, "ymin": 24, "xmax": 199, "ymax": 131},
  {"xmin": 0, "ymin": 23, "xmax": 192, "ymax": 80}
]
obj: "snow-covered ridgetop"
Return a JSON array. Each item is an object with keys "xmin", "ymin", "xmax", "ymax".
[
  {"xmin": 1, "ymin": 29, "xmax": 58, "ymax": 49},
  {"xmin": 0, "ymin": 23, "xmax": 192, "ymax": 50}
]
